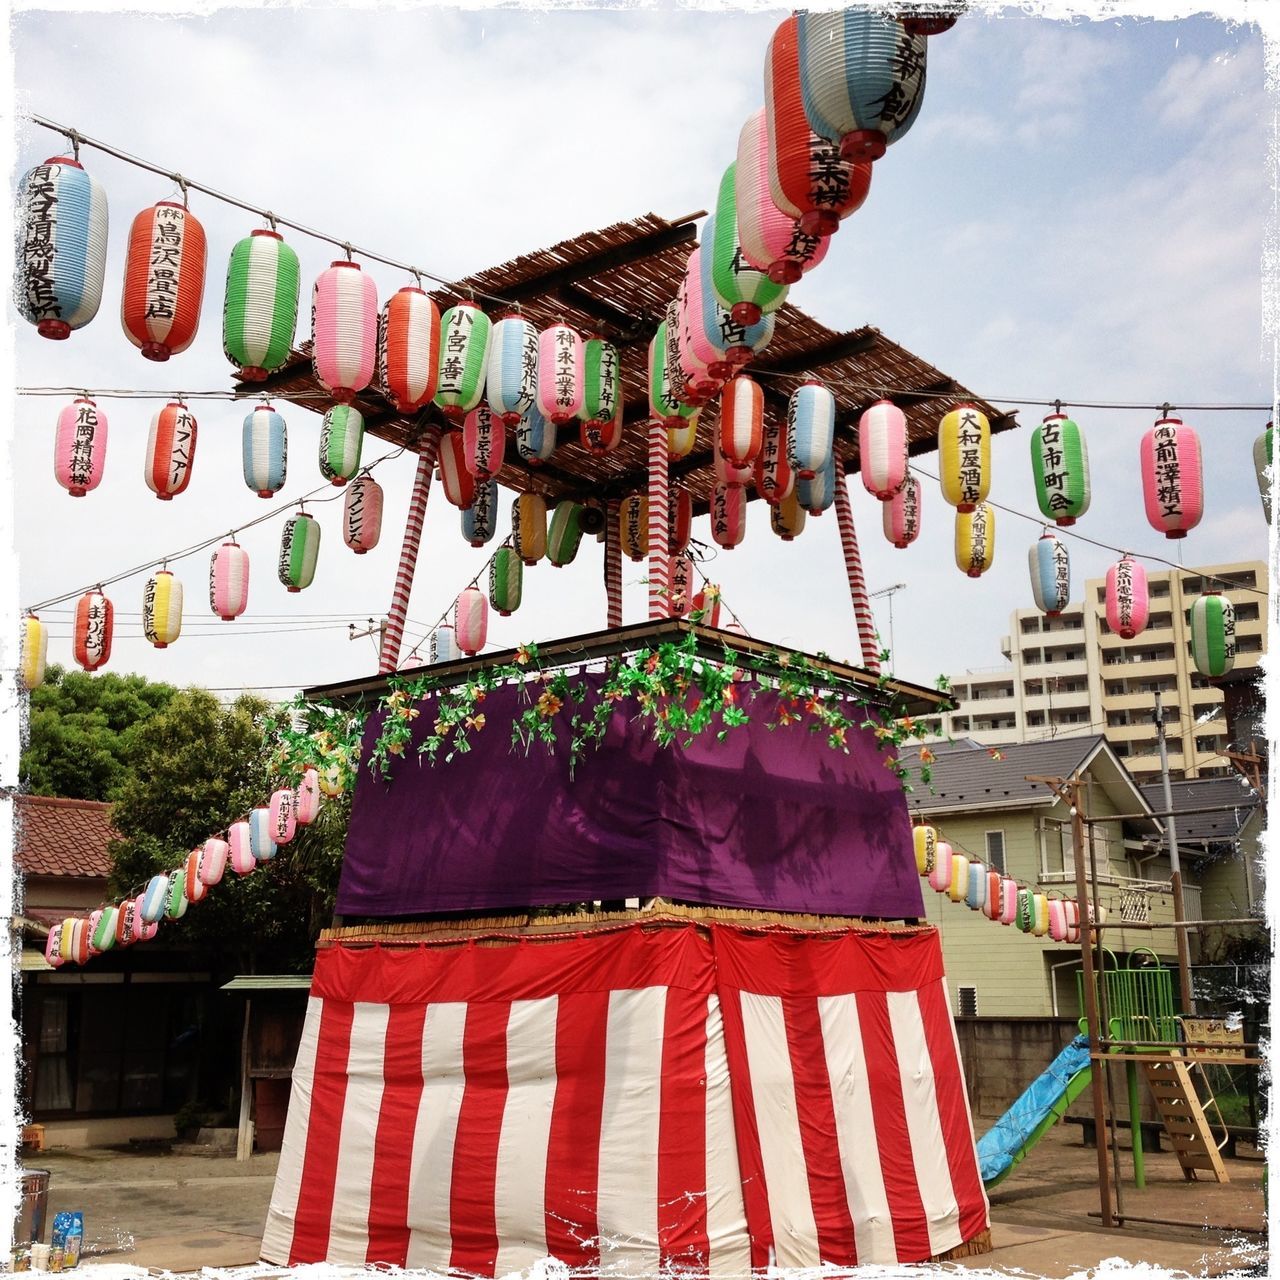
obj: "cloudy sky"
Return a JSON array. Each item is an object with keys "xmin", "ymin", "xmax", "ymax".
[{"xmin": 5, "ymin": 3, "xmax": 1274, "ymax": 705}]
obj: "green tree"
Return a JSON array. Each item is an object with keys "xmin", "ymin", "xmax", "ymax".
[
  {"xmin": 21, "ymin": 665, "xmax": 177, "ymax": 800},
  {"xmin": 107, "ymin": 689, "xmax": 348, "ymax": 974}
]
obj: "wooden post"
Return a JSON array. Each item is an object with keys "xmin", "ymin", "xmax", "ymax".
[
  {"xmin": 832, "ymin": 471, "xmax": 881, "ymax": 673},
  {"xmin": 604, "ymin": 499, "xmax": 623, "ymax": 628},
  {"xmin": 235, "ymin": 997, "xmax": 253, "ymax": 1161},
  {"xmin": 378, "ymin": 427, "xmax": 441, "ymax": 673},
  {"xmin": 646, "ymin": 420, "xmax": 670, "ymax": 619}
]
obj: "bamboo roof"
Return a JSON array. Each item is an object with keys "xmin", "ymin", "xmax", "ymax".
[{"xmin": 240, "ymin": 212, "xmax": 1012, "ymax": 513}]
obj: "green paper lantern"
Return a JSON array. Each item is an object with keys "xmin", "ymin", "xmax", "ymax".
[
  {"xmin": 279, "ymin": 512, "xmax": 321, "ymax": 592},
  {"xmin": 223, "ymin": 229, "xmax": 300, "ymax": 381},
  {"xmin": 709, "ymin": 163, "xmax": 788, "ymax": 327},
  {"xmin": 547, "ymin": 502, "xmax": 584, "ymax": 568},
  {"xmin": 1030, "ymin": 413, "xmax": 1090, "ymax": 526},
  {"xmin": 1189, "ymin": 593, "xmax": 1236, "ymax": 678},
  {"xmin": 489, "ymin": 546, "xmax": 523, "ymax": 617}
]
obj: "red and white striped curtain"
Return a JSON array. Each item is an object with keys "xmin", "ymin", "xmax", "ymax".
[{"xmin": 262, "ymin": 923, "xmax": 988, "ymax": 1272}]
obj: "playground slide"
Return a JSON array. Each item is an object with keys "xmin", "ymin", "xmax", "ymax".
[{"xmin": 976, "ymin": 1033, "xmax": 1094, "ymax": 1189}]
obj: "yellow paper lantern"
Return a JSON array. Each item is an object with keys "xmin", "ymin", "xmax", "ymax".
[{"xmin": 938, "ymin": 404, "xmax": 990, "ymax": 512}]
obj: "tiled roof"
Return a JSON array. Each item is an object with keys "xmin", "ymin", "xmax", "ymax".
[
  {"xmin": 1139, "ymin": 776, "xmax": 1262, "ymax": 845},
  {"xmin": 15, "ymin": 794, "xmax": 117, "ymax": 879}
]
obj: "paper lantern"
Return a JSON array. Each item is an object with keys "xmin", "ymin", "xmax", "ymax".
[
  {"xmin": 122, "ymin": 201, "xmax": 206, "ymax": 360},
  {"xmin": 133, "ymin": 911, "xmax": 158, "ymax": 945},
  {"xmin": 668, "ymin": 412, "xmax": 700, "ymax": 459},
  {"xmin": 512, "ymin": 492, "xmax": 548, "ymax": 565},
  {"xmin": 435, "ymin": 301, "xmax": 492, "ymax": 422},
  {"xmin": 668, "ymin": 489, "xmax": 693, "ymax": 556},
  {"xmin": 311, "ymin": 260, "xmax": 377, "ymax": 402},
  {"xmin": 581, "ymin": 399, "xmax": 623, "ymax": 456},
  {"xmin": 248, "ymin": 807, "xmax": 277, "ymax": 861},
  {"xmin": 295, "ymin": 770, "xmax": 321, "ymax": 829},
  {"xmin": 145, "ymin": 401, "xmax": 198, "ymax": 500},
  {"xmin": 343, "ymin": 475, "xmax": 384, "ymax": 554},
  {"xmin": 1064, "ymin": 898, "xmax": 1081, "ymax": 945},
  {"xmin": 319, "ymin": 764, "xmax": 345, "ymax": 799},
  {"xmin": 223, "ymin": 229, "xmax": 300, "ymax": 380},
  {"xmin": 620, "ymin": 495, "xmax": 648, "ymax": 561},
  {"xmin": 1029, "ymin": 530, "xmax": 1070, "ymax": 617},
  {"xmin": 44, "ymin": 925, "xmax": 65, "ymax": 969},
  {"xmin": 1031, "ymin": 413, "xmax": 1090, "ymax": 526},
  {"xmin": 928, "ymin": 840, "xmax": 953, "ymax": 893},
  {"xmin": 438, "ymin": 430, "xmax": 477, "ymax": 509},
  {"xmin": 947, "ymin": 852, "xmax": 970, "ymax": 903},
  {"xmin": 516, "ymin": 402, "xmax": 557, "ymax": 465},
  {"xmin": 270, "ymin": 787, "xmax": 297, "ymax": 846},
  {"xmin": 140, "ymin": 873, "xmax": 170, "ymax": 924},
  {"xmin": 548, "ymin": 502, "xmax": 584, "ymax": 568},
  {"xmin": 85, "ymin": 910, "xmax": 103, "ymax": 956},
  {"xmin": 489, "ymin": 546, "xmax": 523, "ymax": 616},
  {"xmin": 719, "ymin": 376, "xmax": 765, "ymax": 468},
  {"xmin": 734, "ymin": 109, "xmax": 830, "ymax": 285},
  {"xmin": 485, "ymin": 314, "xmax": 538, "ymax": 426},
  {"xmin": 198, "ymin": 837, "xmax": 229, "ymax": 886},
  {"xmin": 55, "ymin": 397, "xmax": 107, "ymax": 496},
  {"xmin": 319, "ymin": 404, "xmax": 364, "ymax": 486},
  {"xmin": 999, "ymin": 878, "xmax": 1018, "ymax": 925},
  {"xmin": 669, "ymin": 553, "xmax": 693, "ymax": 617},
  {"xmin": 715, "ymin": 436, "xmax": 754, "ymax": 488},
  {"xmin": 691, "ymin": 586, "xmax": 722, "ymax": 628},
  {"xmin": 767, "ymin": 17, "xmax": 874, "ymax": 236},
  {"xmin": 143, "ymin": 571, "xmax": 182, "ymax": 648},
  {"xmin": 755, "ymin": 417, "xmax": 795, "ymax": 503},
  {"xmin": 983, "ymin": 871, "xmax": 1003, "ymax": 922},
  {"xmin": 939, "ymin": 404, "xmax": 990, "ymax": 512},
  {"xmin": 672, "ymin": 278, "xmax": 721, "ymax": 407},
  {"xmin": 1253, "ymin": 422, "xmax": 1273, "ymax": 523},
  {"xmin": 1048, "ymin": 897, "xmax": 1068, "ymax": 942},
  {"xmin": 537, "ymin": 324, "xmax": 585, "ymax": 425},
  {"xmin": 114, "ymin": 900, "xmax": 135, "ymax": 947},
  {"xmin": 184, "ymin": 849, "xmax": 208, "ymax": 905},
  {"xmin": 429, "ymin": 625, "xmax": 459, "ymax": 664},
  {"xmin": 227, "ymin": 824, "xmax": 254, "ymax": 875},
  {"xmin": 1141, "ymin": 415, "xmax": 1203, "ymax": 539},
  {"xmin": 955, "ymin": 503, "xmax": 995, "ymax": 578},
  {"xmin": 883, "ymin": 472, "xmax": 922, "ymax": 548},
  {"xmin": 787, "ymin": 381, "xmax": 835, "ymax": 480},
  {"xmin": 463, "ymin": 403, "xmax": 506, "ymax": 479},
  {"xmin": 163, "ymin": 869, "xmax": 188, "ymax": 920},
  {"xmin": 210, "ymin": 542, "xmax": 249, "ymax": 621},
  {"xmin": 965, "ymin": 861, "xmax": 986, "ymax": 911},
  {"xmin": 770, "ymin": 490, "xmax": 807, "ymax": 541},
  {"xmin": 91, "ymin": 907, "xmax": 118, "ymax": 954},
  {"xmin": 711, "ymin": 482, "xmax": 747, "ymax": 550},
  {"xmin": 1016, "ymin": 888, "xmax": 1034, "ymax": 933},
  {"xmin": 1103, "ymin": 556, "xmax": 1147, "ymax": 640},
  {"xmin": 56, "ymin": 918, "xmax": 77, "ymax": 964},
  {"xmin": 461, "ymin": 478, "xmax": 497, "ymax": 548},
  {"xmin": 796, "ymin": 9, "xmax": 928, "ymax": 162},
  {"xmin": 1031, "ymin": 893, "xmax": 1050, "ymax": 938},
  {"xmin": 649, "ymin": 317, "xmax": 699, "ymax": 430},
  {"xmin": 20, "ymin": 614, "xmax": 47, "ymax": 690},
  {"xmin": 279, "ymin": 512, "xmax": 321, "ymax": 593},
  {"xmin": 377, "ymin": 285, "xmax": 440, "ymax": 411},
  {"xmin": 1190, "ymin": 592, "xmax": 1236, "ymax": 678},
  {"xmin": 681, "ymin": 247, "xmax": 733, "ymax": 380},
  {"xmin": 709, "ymin": 168, "xmax": 789, "ymax": 327},
  {"xmin": 73, "ymin": 590, "xmax": 113, "ymax": 672},
  {"xmin": 858, "ymin": 400, "xmax": 908, "ymax": 500},
  {"xmin": 16, "ymin": 155, "xmax": 108, "ymax": 340},
  {"xmin": 691, "ymin": 237, "xmax": 777, "ymax": 373},
  {"xmin": 913, "ymin": 824, "xmax": 937, "ymax": 875},
  {"xmin": 455, "ymin": 586, "xmax": 489, "ymax": 655},
  {"xmin": 797, "ymin": 463, "xmax": 836, "ymax": 516},
  {"xmin": 71, "ymin": 917, "xmax": 92, "ymax": 964},
  {"xmin": 242, "ymin": 404, "xmax": 286, "ymax": 498},
  {"xmin": 579, "ymin": 336, "xmax": 621, "ymax": 445}
]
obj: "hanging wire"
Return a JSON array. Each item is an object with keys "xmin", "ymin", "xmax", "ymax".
[
  {"xmin": 399, "ymin": 540, "xmax": 512, "ymax": 667},
  {"xmin": 27, "ymin": 115, "xmax": 525, "ymax": 310}
]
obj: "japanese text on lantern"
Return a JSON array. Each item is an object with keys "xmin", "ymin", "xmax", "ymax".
[
  {"xmin": 969, "ymin": 506, "xmax": 989, "ymax": 570},
  {"xmin": 713, "ymin": 486, "xmax": 729, "ymax": 540},
  {"xmin": 440, "ymin": 310, "xmax": 472, "ymax": 391},
  {"xmin": 167, "ymin": 410, "xmax": 195, "ymax": 487},
  {"xmin": 875, "ymin": 36, "xmax": 925, "ymax": 127},
  {"xmin": 1153, "ymin": 425, "xmax": 1183, "ymax": 519},
  {"xmin": 1115, "ymin": 560, "xmax": 1133, "ymax": 629},
  {"xmin": 554, "ymin": 329, "xmax": 576, "ymax": 411},
  {"xmin": 84, "ymin": 599, "xmax": 108, "ymax": 659},
  {"xmin": 807, "ymin": 147, "xmax": 851, "ymax": 209},
  {"xmin": 1038, "ymin": 421, "xmax": 1071, "ymax": 513},
  {"xmin": 345, "ymin": 484, "xmax": 366, "ymax": 544},
  {"xmin": 20, "ymin": 167, "xmax": 60, "ymax": 320},
  {"xmin": 472, "ymin": 478, "xmax": 494, "ymax": 529},
  {"xmin": 1053, "ymin": 542, "xmax": 1069, "ymax": 598},
  {"xmin": 597, "ymin": 344, "xmax": 619, "ymax": 416},
  {"xmin": 71, "ymin": 404, "xmax": 98, "ymax": 488},
  {"xmin": 145, "ymin": 209, "xmax": 185, "ymax": 322},
  {"xmin": 957, "ymin": 411, "xmax": 984, "ymax": 506},
  {"xmin": 142, "ymin": 578, "xmax": 160, "ymax": 642}
]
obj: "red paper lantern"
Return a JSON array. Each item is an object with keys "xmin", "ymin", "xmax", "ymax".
[{"xmin": 122, "ymin": 201, "xmax": 206, "ymax": 361}]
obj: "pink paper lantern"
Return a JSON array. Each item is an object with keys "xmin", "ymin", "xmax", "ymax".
[
  {"xmin": 209, "ymin": 541, "xmax": 249, "ymax": 621},
  {"xmin": 55, "ymin": 396, "xmax": 107, "ymax": 496},
  {"xmin": 678, "ymin": 247, "xmax": 734, "ymax": 381},
  {"xmin": 858, "ymin": 399, "xmax": 908, "ymax": 500},
  {"xmin": 227, "ymin": 821, "xmax": 256, "ymax": 876},
  {"xmin": 295, "ymin": 767, "xmax": 321, "ymax": 826},
  {"xmin": 438, "ymin": 430, "xmax": 477, "ymax": 509},
  {"xmin": 454, "ymin": 586, "xmax": 488, "ymax": 656},
  {"xmin": 711, "ymin": 482, "xmax": 747, "ymax": 550},
  {"xmin": 343, "ymin": 474, "xmax": 384, "ymax": 555},
  {"xmin": 198, "ymin": 837, "xmax": 228, "ymax": 886},
  {"xmin": 270, "ymin": 788, "xmax": 297, "ymax": 845},
  {"xmin": 537, "ymin": 324, "xmax": 584, "ymax": 425},
  {"xmin": 312, "ymin": 260, "xmax": 378, "ymax": 403},
  {"xmin": 754, "ymin": 416, "xmax": 795, "ymax": 504},
  {"xmin": 1106, "ymin": 556, "xmax": 1149, "ymax": 640},
  {"xmin": 1141, "ymin": 415, "xmax": 1203, "ymax": 539},
  {"xmin": 463, "ymin": 402, "xmax": 507, "ymax": 479},
  {"xmin": 883, "ymin": 472, "xmax": 922, "ymax": 548},
  {"xmin": 715, "ymin": 436, "xmax": 754, "ymax": 488}
]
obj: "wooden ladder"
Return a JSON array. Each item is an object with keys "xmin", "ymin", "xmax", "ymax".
[{"xmin": 1141, "ymin": 1058, "xmax": 1229, "ymax": 1182}]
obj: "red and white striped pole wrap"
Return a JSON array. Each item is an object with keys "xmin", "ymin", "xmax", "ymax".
[
  {"xmin": 646, "ymin": 419, "xmax": 670, "ymax": 618},
  {"xmin": 378, "ymin": 426, "xmax": 441, "ymax": 673},
  {"xmin": 604, "ymin": 498, "xmax": 623, "ymax": 628},
  {"xmin": 832, "ymin": 470, "xmax": 881, "ymax": 674}
]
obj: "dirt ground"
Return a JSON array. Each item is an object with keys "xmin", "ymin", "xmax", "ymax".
[{"xmin": 24, "ymin": 1123, "xmax": 1266, "ymax": 1276}]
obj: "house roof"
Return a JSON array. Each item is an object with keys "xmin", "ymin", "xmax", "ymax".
[
  {"xmin": 1138, "ymin": 776, "xmax": 1262, "ymax": 845},
  {"xmin": 15, "ymin": 794, "xmax": 116, "ymax": 879},
  {"xmin": 906, "ymin": 734, "xmax": 1160, "ymax": 834}
]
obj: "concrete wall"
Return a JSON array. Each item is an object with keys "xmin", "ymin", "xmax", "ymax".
[
  {"xmin": 38, "ymin": 1114, "xmax": 175, "ymax": 1150},
  {"xmin": 953, "ymin": 1016, "xmax": 1080, "ymax": 1119}
]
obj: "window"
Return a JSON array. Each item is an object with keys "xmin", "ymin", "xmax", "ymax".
[
  {"xmin": 957, "ymin": 986, "xmax": 978, "ymax": 1017},
  {"xmin": 1027, "ymin": 711, "xmax": 1045, "ymax": 726},
  {"xmin": 1021, "ymin": 617, "xmax": 1040, "ymax": 634},
  {"xmin": 985, "ymin": 830, "xmax": 1006, "ymax": 874}
]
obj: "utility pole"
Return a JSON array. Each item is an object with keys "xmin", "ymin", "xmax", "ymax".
[
  {"xmin": 869, "ymin": 582, "xmax": 907, "ymax": 664},
  {"xmin": 1154, "ymin": 691, "xmax": 1195, "ymax": 1014},
  {"xmin": 349, "ymin": 617, "xmax": 388, "ymax": 659}
]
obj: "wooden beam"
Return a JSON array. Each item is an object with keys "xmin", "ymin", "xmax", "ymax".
[{"xmin": 751, "ymin": 328, "xmax": 878, "ymax": 376}]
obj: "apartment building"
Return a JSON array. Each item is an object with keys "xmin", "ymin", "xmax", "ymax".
[{"xmin": 920, "ymin": 561, "xmax": 1267, "ymax": 780}]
